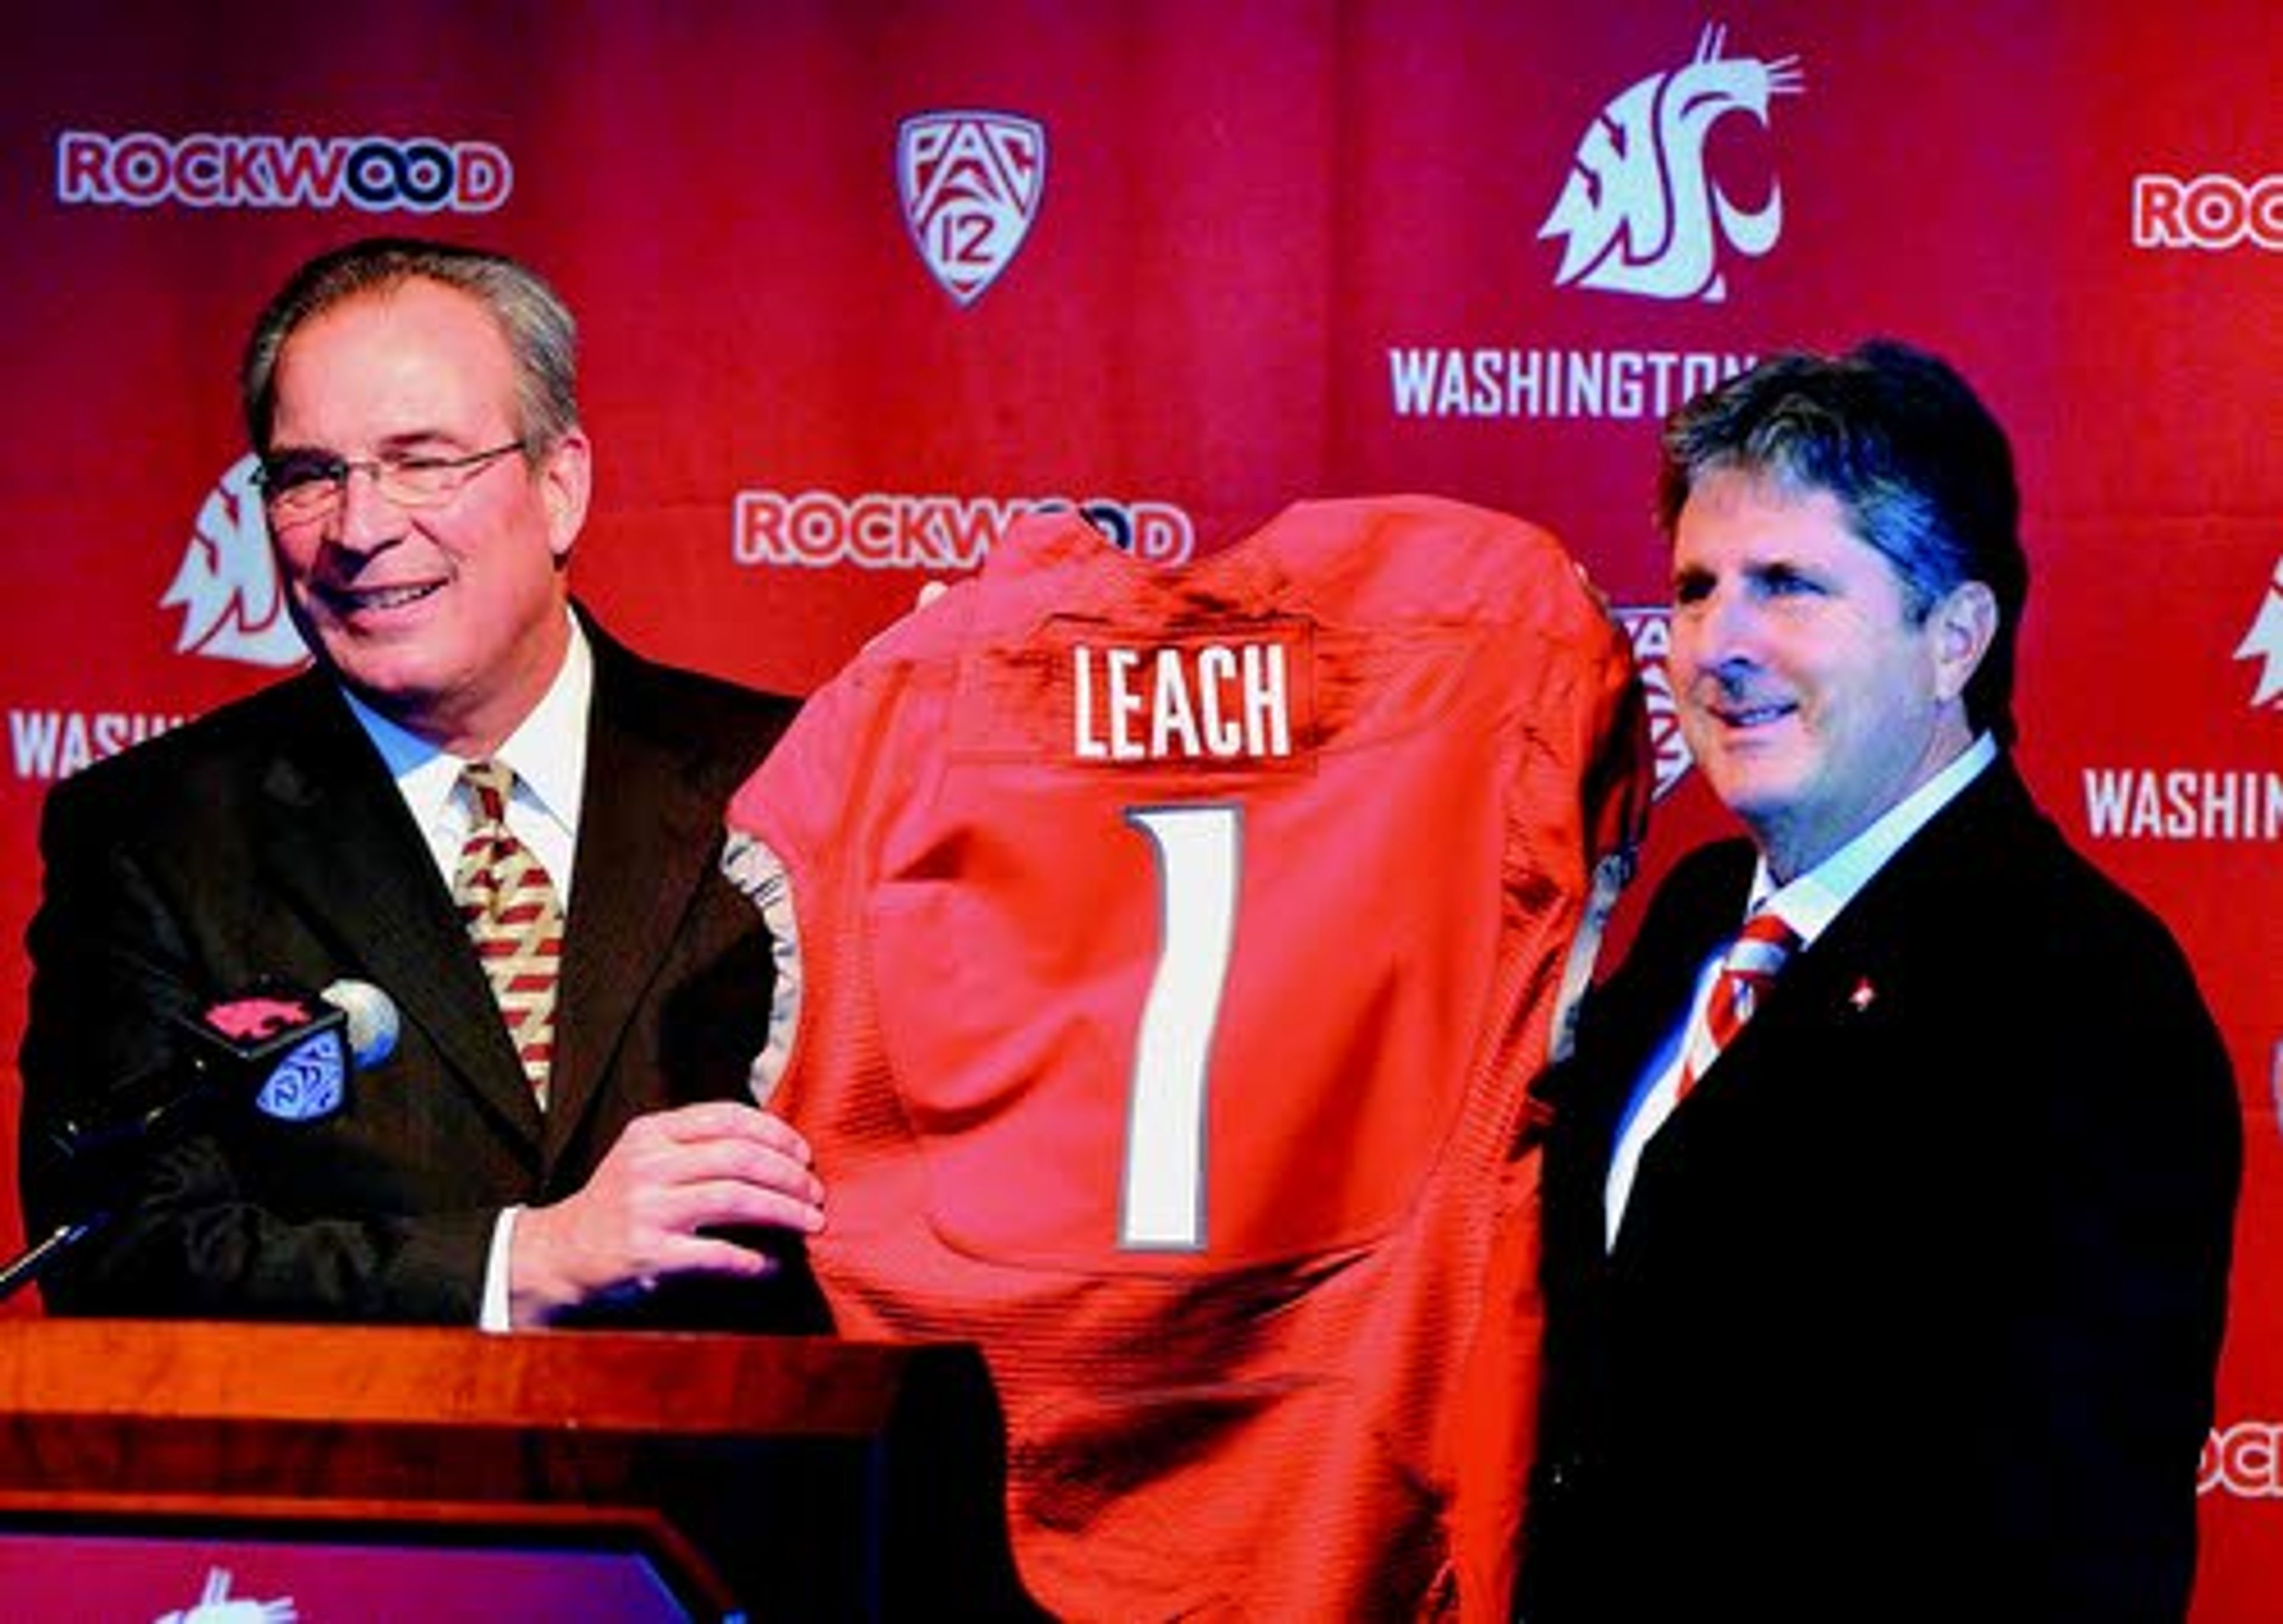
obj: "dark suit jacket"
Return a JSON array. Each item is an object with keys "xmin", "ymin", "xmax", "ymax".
[
  {"xmin": 1521, "ymin": 758, "xmax": 2240, "ymax": 1624},
  {"xmin": 18, "ymin": 608, "xmax": 821, "ymax": 1329}
]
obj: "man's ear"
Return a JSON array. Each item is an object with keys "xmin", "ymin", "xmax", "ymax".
[
  {"xmin": 1930, "ymin": 580, "xmax": 1999, "ymax": 703},
  {"xmin": 539, "ymin": 428, "xmax": 592, "ymax": 562}
]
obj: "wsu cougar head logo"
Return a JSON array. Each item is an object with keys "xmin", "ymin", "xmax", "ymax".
[
  {"xmin": 1541, "ymin": 23, "xmax": 1804, "ymax": 303},
  {"xmin": 2235, "ymin": 554, "xmax": 2283, "ymax": 709},
  {"xmin": 162, "ymin": 454, "xmax": 310, "ymax": 668},
  {"xmin": 155, "ymin": 1565, "xmax": 298, "ymax": 1623}
]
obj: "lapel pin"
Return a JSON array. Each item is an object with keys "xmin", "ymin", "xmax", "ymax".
[{"xmin": 1848, "ymin": 977, "xmax": 1877, "ymax": 1013}]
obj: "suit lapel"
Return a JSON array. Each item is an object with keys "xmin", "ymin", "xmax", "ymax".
[
  {"xmin": 1622, "ymin": 760, "xmax": 2041, "ymax": 1166},
  {"xmin": 1753, "ymin": 757, "xmax": 2037, "ymax": 1043},
  {"xmin": 1552, "ymin": 843, "xmax": 1756, "ymax": 1255},
  {"xmin": 545, "ymin": 638, "xmax": 727, "ymax": 1152},
  {"xmin": 252, "ymin": 677, "xmax": 545, "ymax": 1141}
]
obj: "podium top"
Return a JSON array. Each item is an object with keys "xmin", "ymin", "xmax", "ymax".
[{"xmin": 0, "ymin": 1319, "xmax": 961, "ymax": 1439}]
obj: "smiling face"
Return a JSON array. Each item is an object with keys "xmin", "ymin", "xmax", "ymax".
[
  {"xmin": 1669, "ymin": 467, "xmax": 1995, "ymax": 881},
  {"xmin": 265, "ymin": 277, "xmax": 590, "ymax": 757}
]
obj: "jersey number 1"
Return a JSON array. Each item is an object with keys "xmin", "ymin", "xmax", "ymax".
[{"xmin": 1118, "ymin": 804, "xmax": 1241, "ymax": 1251}]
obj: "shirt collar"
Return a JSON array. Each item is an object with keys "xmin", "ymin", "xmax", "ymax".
[
  {"xmin": 341, "ymin": 609, "xmax": 592, "ymax": 835},
  {"xmin": 1750, "ymin": 732, "xmax": 1997, "ymax": 945}
]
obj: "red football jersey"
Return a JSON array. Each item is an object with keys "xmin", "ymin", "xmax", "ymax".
[{"xmin": 725, "ymin": 496, "xmax": 1647, "ymax": 1619}]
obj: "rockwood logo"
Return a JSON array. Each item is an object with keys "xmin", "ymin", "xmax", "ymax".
[
  {"xmin": 2235, "ymin": 555, "xmax": 2283, "ymax": 709},
  {"xmin": 1615, "ymin": 606, "xmax": 1693, "ymax": 801},
  {"xmin": 733, "ymin": 490, "xmax": 1192, "ymax": 571},
  {"xmin": 2133, "ymin": 173, "xmax": 2282, "ymax": 252},
  {"xmin": 897, "ymin": 111, "xmax": 1046, "ymax": 305},
  {"xmin": 1540, "ymin": 23, "xmax": 1804, "ymax": 303},
  {"xmin": 57, "ymin": 129, "xmax": 511, "ymax": 213},
  {"xmin": 2201, "ymin": 1420, "xmax": 2283, "ymax": 1497},
  {"xmin": 165, "ymin": 456, "xmax": 307, "ymax": 669}
]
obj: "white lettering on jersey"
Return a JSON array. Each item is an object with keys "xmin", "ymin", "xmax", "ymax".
[{"xmin": 1072, "ymin": 641, "xmax": 1292, "ymax": 762}]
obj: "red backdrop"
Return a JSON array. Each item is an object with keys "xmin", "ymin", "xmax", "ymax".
[{"xmin": 3, "ymin": 4, "xmax": 2276, "ymax": 1614}]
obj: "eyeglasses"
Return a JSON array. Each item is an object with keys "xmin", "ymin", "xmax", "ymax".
[{"xmin": 253, "ymin": 440, "xmax": 527, "ymax": 528}]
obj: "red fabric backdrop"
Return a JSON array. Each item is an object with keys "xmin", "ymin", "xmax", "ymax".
[{"xmin": 2, "ymin": 4, "xmax": 2275, "ymax": 1614}]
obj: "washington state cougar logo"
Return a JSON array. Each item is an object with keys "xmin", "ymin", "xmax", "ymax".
[
  {"xmin": 897, "ymin": 110, "xmax": 1046, "ymax": 306},
  {"xmin": 1540, "ymin": 24, "xmax": 1804, "ymax": 303},
  {"xmin": 2234, "ymin": 554, "xmax": 2283, "ymax": 708},
  {"xmin": 162, "ymin": 455, "xmax": 308, "ymax": 668},
  {"xmin": 153, "ymin": 1565, "xmax": 298, "ymax": 1623}
]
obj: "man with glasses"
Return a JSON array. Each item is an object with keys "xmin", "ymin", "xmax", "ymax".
[{"xmin": 18, "ymin": 237, "xmax": 828, "ymax": 1329}]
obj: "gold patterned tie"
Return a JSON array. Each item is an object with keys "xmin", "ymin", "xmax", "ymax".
[
  {"xmin": 451, "ymin": 760, "xmax": 564, "ymax": 1105},
  {"xmin": 1675, "ymin": 910, "xmax": 1798, "ymax": 1101}
]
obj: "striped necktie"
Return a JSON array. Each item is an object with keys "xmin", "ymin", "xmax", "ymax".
[
  {"xmin": 451, "ymin": 760, "xmax": 564, "ymax": 1104},
  {"xmin": 1675, "ymin": 910, "xmax": 1798, "ymax": 1101}
]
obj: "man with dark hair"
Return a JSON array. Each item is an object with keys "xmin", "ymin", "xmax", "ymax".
[
  {"xmin": 1521, "ymin": 339, "xmax": 2240, "ymax": 1621},
  {"xmin": 19, "ymin": 237, "xmax": 825, "ymax": 1328}
]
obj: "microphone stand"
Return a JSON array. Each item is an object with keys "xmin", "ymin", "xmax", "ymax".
[
  {"xmin": 0, "ymin": 986, "xmax": 369, "ymax": 1305},
  {"xmin": 0, "ymin": 1083, "xmax": 218, "ymax": 1305},
  {"xmin": 0, "ymin": 1211, "xmax": 111, "ymax": 1304}
]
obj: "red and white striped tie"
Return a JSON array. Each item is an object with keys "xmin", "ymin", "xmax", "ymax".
[
  {"xmin": 1675, "ymin": 910, "xmax": 1798, "ymax": 1101},
  {"xmin": 451, "ymin": 760, "xmax": 564, "ymax": 1105}
]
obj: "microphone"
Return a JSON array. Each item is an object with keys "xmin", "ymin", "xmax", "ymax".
[
  {"xmin": 185, "ymin": 978, "xmax": 398, "ymax": 1123},
  {"xmin": 322, "ymin": 977, "xmax": 401, "ymax": 1072},
  {"xmin": 2, "ymin": 979, "xmax": 400, "ymax": 1304},
  {"xmin": 52, "ymin": 978, "xmax": 400, "ymax": 1162}
]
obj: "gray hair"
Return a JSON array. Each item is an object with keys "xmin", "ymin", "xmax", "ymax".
[{"xmin": 240, "ymin": 237, "xmax": 579, "ymax": 459}]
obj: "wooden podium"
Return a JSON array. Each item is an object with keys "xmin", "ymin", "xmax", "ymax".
[{"xmin": 0, "ymin": 1319, "xmax": 1034, "ymax": 1621}]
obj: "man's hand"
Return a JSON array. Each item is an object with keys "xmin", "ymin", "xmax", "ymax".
[{"xmin": 508, "ymin": 1100, "xmax": 826, "ymax": 1326}]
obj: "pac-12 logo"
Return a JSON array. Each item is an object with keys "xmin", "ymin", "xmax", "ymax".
[
  {"xmin": 1540, "ymin": 23, "xmax": 1804, "ymax": 303},
  {"xmin": 162, "ymin": 456, "xmax": 308, "ymax": 669},
  {"xmin": 897, "ymin": 110, "xmax": 1046, "ymax": 306}
]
